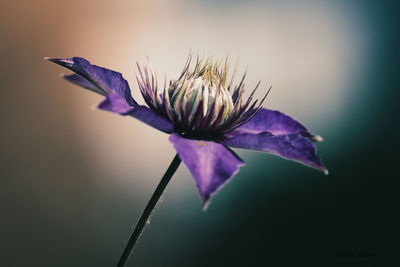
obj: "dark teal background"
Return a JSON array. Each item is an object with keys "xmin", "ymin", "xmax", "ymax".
[{"xmin": 1, "ymin": 0, "xmax": 399, "ymax": 266}]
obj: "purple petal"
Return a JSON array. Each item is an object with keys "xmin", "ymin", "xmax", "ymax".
[
  {"xmin": 98, "ymin": 93, "xmax": 174, "ymax": 133},
  {"xmin": 98, "ymin": 92, "xmax": 133, "ymax": 114},
  {"xmin": 61, "ymin": 73, "xmax": 106, "ymax": 96},
  {"xmin": 232, "ymin": 108, "xmax": 323, "ymax": 142},
  {"xmin": 48, "ymin": 57, "xmax": 174, "ymax": 133},
  {"xmin": 222, "ymin": 132, "xmax": 328, "ymax": 174},
  {"xmin": 169, "ymin": 133, "xmax": 245, "ymax": 206},
  {"xmin": 128, "ymin": 106, "xmax": 174, "ymax": 133},
  {"xmin": 46, "ymin": 57, "xmax": 137, "ymax": 106}
]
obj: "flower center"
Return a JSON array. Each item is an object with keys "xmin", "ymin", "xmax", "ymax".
[
  {"xmin": 168, "ymin": 75, "xmax": 234, "ymax": 127},
  {"xmin": 136, "ymin": 55, "xmax": 269, "ymax": 137}
]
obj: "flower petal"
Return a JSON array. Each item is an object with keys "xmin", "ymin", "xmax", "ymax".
[
  {"xmin": 128, "ymin": 106, "xmax": 174, "ymax": 133},
  {"xmin": 46, "ymin": 57, "xmax": 137, "ymax": 106},
  {"xmin": 61, "ymin": 73, "xmax": 106, "ymax": 96},
  {"xmin": 48, "ymin": 57, "xmax": 174, "ymax": 133},
  {"xmin": 169, "ymin": 133, "xmax": 245, "ymax": 206},
  {"xmin": 98, "ymin": 92, "xmax": 133, "ymax": 114},
  {"xmin": 222, "ymin": 132, "xmax": 328, "ymax": 174},
  {"xmin": 232, "ymin": 108, "xmax": 323, "ymax": 142},
  {"xmin": 98, "ymin": 93, "xmax": 174, "ymax": 133}
]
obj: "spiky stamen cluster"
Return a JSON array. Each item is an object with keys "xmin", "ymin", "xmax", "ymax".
[{"xmin": 137, "ymin": 55, "xmax": 270, "ymax": 138}]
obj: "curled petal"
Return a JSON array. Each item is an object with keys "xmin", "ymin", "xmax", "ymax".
[
  {"xmin": 48, "ymin": 57, "xmax": 174, "ymax": 133},
  {"xmin": 46, "ymin": 57, "xmax": 137, "ymax": 106},
  {"xmin": 169, "ymin": 133, "xmax": 245, "ymax": 206},
  {"xmin": 98, "ymin": 93, "xmax": 174, "ymax": 133},
  {"xmin": 98, "ymin": 92, "xmax": 133, "ymax": 114},
  {"xmin": 232, "ymin": 108, "xmax": 323, "ymax": 142},
  {"xmin": 222, "ymin": 132, "xmax": 327, "ymax": 174},
  {"xmin": 61, "ymin": 73, "xmax": 106, "ymax": 96}
]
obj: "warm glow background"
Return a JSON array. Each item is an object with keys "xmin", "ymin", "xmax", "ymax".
[{"xmin": 1, "ymin": 0, "xmax": 398, "ymax": 266}]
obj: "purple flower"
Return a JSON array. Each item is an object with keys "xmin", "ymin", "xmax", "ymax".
[{"xmin": 46, "ymin": 55, "xmax": 327, "ymax": 206}]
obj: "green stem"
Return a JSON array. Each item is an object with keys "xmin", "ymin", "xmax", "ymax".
[{"xmin": 116, "ymin": 154, "xmax": 181, "ymax": 267}]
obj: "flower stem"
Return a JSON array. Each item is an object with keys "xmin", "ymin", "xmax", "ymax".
[{"xmin": 116, "ymin": 154, "xmax": 181, "ymax": 267}]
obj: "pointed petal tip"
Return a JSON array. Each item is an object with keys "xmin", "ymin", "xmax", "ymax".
[
  {"xmin": 312, "ymin": 135, "xmax": 324, "ymax": 142},
  {"xmin": 59, "ymin": 73, "xmax": 76, "ymax": 80},
  {"xmin": 44, "ymin": 57, "xmax": 74, "ymax": 66},
  {"xmin": 323, "ymin": 169, "xmax": 329, "ymax": 175},
  {"xmin": 44, "ymin": 57, "xmax": 62, "ymax": 63},
  {"xmin": 202, "ymin": 200, "xmax": 210, "ymax": 211}
]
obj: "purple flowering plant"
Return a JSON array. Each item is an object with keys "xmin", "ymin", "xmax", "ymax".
[{"xmin": 46, "ymin": 54, "xmax": 327, "ymax": 266}]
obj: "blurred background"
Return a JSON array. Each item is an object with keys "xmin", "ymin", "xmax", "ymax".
[{"xmin": 1, "ymin": 0, "xmax": 399, "ymax": 266}]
